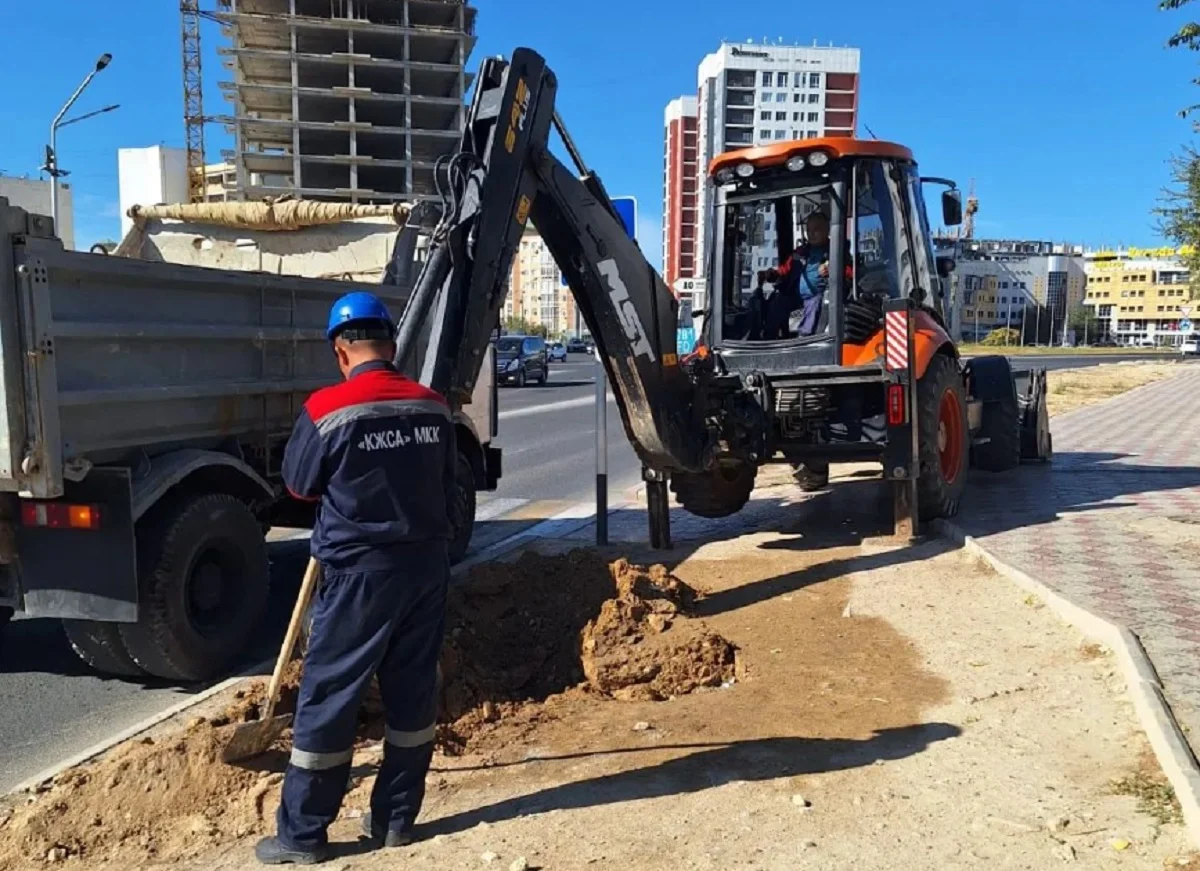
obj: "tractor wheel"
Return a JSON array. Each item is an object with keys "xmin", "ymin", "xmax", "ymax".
[
  {"xmin": 1018, "ymin": 370, "xmax": 1053, "ymax": 462},
  {"xmin": 916, "ymin": 354, "xmax": 969, "ymax": 521},
  {"xmin": 671, "ymin": 462, "xmax": 757, "ymax": 519},
  {"xmin": 972, "ymin": 393, "xmax": 1021, "ymax": 472},
  {"xmin": 792, "ymin": 460, "xmax": 830, "ymax": 492}
]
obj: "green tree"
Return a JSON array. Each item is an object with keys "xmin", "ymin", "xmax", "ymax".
[
  {"xmin": 1158, "ymin": 2, "xmax": 1200, "ymax": 298},
  {"xmin": 1154, "ymin": 148, "xmax": 1200, "ymax": 299}
]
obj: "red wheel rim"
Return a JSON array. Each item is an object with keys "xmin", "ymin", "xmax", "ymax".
[{"xmin": 937, "ymin": 388, "xmax": 964, "ymax": 484}]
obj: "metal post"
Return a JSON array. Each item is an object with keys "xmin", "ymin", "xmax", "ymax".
[
  {"xmin": 645, "ymin": 467, "xmax": 672, "ymax": 549},
  {"xmin": 897, "ymin": 300, "xmax": 920, "ymax": 541},
  {"xmin": 594, "ymin": 349, "xmax": 608, "ymax": 545}
]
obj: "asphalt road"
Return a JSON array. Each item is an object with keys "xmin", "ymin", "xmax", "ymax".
[{"xmin": 0, "ymin": 351, "xmax": 1179, "ymax": 793}]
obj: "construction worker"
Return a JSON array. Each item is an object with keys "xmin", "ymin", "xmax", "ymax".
[
  {"xmin": 256, "ymin": 291, "xmax": 456, "ymax": 865},
  {"xmin": 761, "ymin": 211, "xmax": 852, "ymax": 339}
]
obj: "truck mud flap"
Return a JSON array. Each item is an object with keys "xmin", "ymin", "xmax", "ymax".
[{"xmin": 17, "ymin": 467, "xmax": 138, "ymax": 622}]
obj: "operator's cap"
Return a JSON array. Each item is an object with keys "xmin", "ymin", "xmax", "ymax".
[{"xmin": 326, "ymin": 291, "xmax": 396, "ymax": 341}]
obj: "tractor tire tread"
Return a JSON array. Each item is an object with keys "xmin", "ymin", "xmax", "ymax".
[
  {"xmin": 916, "ymin": 354, "xmax": 969, "ymax": 521},
  {"xmin": 973, "ymin": 394, "xmax": 1021, "ymax": 472}
]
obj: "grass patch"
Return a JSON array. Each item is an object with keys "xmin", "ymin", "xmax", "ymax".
[
  {"xmin": 958, "ymin": 344, "xmax": 1172, "ymax": 357},
  {"xmin": 1045, "ymin": 363, "xmax": 1183, "ymax": 416},
  {"xmin": 1109, "ymin": 769, "xmax": 1184, "ymax": 826}
]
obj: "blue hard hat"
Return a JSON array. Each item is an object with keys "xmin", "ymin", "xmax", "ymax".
[{"xmin": 326, "ymin": 291, "xmax": 394, "ymax": 340}]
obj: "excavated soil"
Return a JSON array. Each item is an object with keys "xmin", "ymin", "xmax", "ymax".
[{"xmin": 0, "ymin": 551, "xmax": 732, "ymax": 869}]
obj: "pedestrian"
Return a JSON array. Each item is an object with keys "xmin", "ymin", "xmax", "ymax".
[{"xmin": 256, "ymin": 291, "xmax": 457, "ymax": 865}]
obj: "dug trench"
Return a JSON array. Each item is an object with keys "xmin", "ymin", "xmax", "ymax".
[{"xmin": 0, "ymin": 550, "xmax": 744, "ymax": 869}]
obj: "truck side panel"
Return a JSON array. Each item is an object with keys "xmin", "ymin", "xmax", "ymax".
[{"xmin": 2, "ymin": 226, "xmax": 407, "ymax": 496}]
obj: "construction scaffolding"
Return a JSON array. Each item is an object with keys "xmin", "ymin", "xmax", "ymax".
[{"xmin": 208, "ymin": 0, "xmax": 476, "ymax": 203}]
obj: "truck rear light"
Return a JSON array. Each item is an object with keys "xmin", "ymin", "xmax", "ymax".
[
  {"xmin": 21, "ymin": 502, "xmax": 103, "ymax": 530},
  {"xmin": 887, "ymin": 384, "xmax": 906, "ymax": 425}
]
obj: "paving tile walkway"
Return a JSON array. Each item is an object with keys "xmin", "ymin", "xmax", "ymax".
[{"xmin": 953, "ymin": 366, "xmax": 1200, "ymax": 754}]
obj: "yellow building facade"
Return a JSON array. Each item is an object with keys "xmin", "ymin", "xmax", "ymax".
[{"xmin": 1083, "ymin": 250, "xmax": 1193, "ymax": 346}]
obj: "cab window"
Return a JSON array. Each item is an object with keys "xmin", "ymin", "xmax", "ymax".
[{"xmin": 851, "ymin": 160, "xmax": 902, "ymax": 300}]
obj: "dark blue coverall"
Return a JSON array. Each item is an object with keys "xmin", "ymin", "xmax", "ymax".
[{"xmin": 276, "ymin": 359, "xmax": 457, "ymax": 852}]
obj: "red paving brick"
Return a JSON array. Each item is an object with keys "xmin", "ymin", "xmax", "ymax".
[{"xmin": 954, "ymin": 365, "xmax": 1200, "ymax": 754}]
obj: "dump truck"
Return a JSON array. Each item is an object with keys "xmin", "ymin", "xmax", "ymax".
[
  {"xmin": 0, "ymin": 198, "xmax": 500, "ymax": 681},
  {"xmin": 384, "ymin": 47, "xmax": 1051, "ymax": 549}
]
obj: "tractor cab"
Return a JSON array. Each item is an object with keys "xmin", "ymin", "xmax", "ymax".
[{"xmin": 700, "ymin": 138, "xmax": 962, "ymax": 373}]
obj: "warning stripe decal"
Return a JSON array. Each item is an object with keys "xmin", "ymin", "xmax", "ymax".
[{"xmin": 885, "ymin": 310, "xmax": 909, "ymax": 371}]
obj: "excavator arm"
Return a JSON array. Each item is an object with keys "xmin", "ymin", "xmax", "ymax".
[{"xmin": 395, "ymin": 48, "xmax": 707, "ymax": 473}]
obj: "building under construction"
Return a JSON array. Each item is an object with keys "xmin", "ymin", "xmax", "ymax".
[{"xmin": 210, "ymin": 0, "xmax": 476, "ymax": 203}]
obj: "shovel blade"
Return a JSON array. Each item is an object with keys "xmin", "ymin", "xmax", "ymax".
[{"xmin": 218, "ymin": 714, "xmax": 293, "ymax": 764}]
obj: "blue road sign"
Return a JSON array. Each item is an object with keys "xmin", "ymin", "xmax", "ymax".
[
  {"xmin": 561, "ymin": 196, "xmax": 638, "ymax": 287},
  {"xmin": 677, "ymin": 327, "xmax": 697, "ymax": 355},
  {"xmin": 611, "ymin": 196, "xmax": 637, "ymax": 240},
  {"xmin": 1181, "ymin": 318, "xmax": 1193, "ymax": 332}
]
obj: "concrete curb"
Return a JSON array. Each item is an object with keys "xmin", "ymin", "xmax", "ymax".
[
  {"xmin": 935, "ymin": 519, "xmax": 1200, "ymax": 848},
  {"xmin": 7, "ymin": 497, "xmax": 627, "ymax": 797}
]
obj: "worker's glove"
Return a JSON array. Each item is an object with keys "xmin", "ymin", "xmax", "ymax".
[{"xmin": 818, "ymin": 261, "xmax": 830, "ymax": 280}]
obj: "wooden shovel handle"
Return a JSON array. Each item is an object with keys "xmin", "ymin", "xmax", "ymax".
[{"xmin": 262, "ymin": 556, "xmax": 321, "ymax": 721}]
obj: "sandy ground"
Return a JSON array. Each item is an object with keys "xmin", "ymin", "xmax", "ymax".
[
  {"xmin": 1046, "ymin": 362, "xmax": 1185, "ymax": 417},
  {"xmin": 2, "ymin": 361, "xmax": 1196, "ymax": 870},
  {"xmin": 136, "ymin": 522, "xmax": 1193, "ymax": 871}
]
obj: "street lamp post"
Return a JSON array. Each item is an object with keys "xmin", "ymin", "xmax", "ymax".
[{"xmin": 43, "ymin": 53, "xmax": 114, "ymax": 238}]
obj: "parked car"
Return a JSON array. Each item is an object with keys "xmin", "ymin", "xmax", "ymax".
[
  {"xmin": 566, "ymin": 337, "xmax": 587, "ymax": 354},
  {"xmin": 495, "ymin": 334, "xmax": 549, "ymax": 387},
  {"xmin": 548, "ymin": 341, "xmax": 568, "ymax": 362},
  {"xmin": 1180, "ymin": 340, "xmax": 1200, "ymax": 356}
]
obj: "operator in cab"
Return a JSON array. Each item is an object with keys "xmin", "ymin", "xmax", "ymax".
[
  {"xmin": 760, "ymin": 211, "xmax": 850, "ymax": 339},
  {"xmin": 256, "ymin": 291, "xmax": 456, "ymax": 865}
]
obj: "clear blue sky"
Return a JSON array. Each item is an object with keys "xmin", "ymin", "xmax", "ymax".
[{"xmin": 0, "ymin": 0, "xmax": 1195, "ymax": 261}]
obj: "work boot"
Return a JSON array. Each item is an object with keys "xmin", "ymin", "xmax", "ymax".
[
  {"xmin": 793, "ymin": 461, "xmax": 829, "ymax": 493},
  {"xmin": 254, "ymin": 836, "xmax": 330, "ymax": 865},
  {"xmin": 361, "ymin": 812, "xmax": 415, "ymax": 848}
]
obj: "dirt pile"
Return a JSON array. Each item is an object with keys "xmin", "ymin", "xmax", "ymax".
[
  {"xmin": 437, "ymin": 552, "xmax": 735, "ymax": 750},
  {"xmin": 0, "ymin": 704, "xmax": 285, "ymax": 869},
  {"xmin": 0, "ymin": 552, "xmax": 734, "ymax": 868},
  {"xmin": 580, "ymin": 559, "xmax": 735, "ymax": 700}
]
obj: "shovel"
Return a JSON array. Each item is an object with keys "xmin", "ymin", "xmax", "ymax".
[{"xmin": 220, "ymin": 556, "xmax": 321, "ymax": 764}]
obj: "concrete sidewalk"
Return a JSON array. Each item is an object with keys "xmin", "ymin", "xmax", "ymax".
[{"xmin": 952, "ymin": 366, "xmax": 1200, "ymax": 755}]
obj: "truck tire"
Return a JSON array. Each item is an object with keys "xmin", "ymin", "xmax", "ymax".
[
  {"xmin": 120, "ymin": 493, "xmax": 269, "ymax": 682},
  {"xmin": 448, "ymin": 450, "xmax": 476, "ymax": 566},
  {"xmin": 972, "ymin": 394, "xmax": 1021, "ymax": 472},
  {"xmin": 916, "ymin": 354, "xmax": 969, "ymax": 521},
  {"xmin": 671, "ymin": 462, "xmax": 756, "ymax": 519},
  {"xmin": 63, "ymin": 620, "xmax": 146, "ymax": 678}
]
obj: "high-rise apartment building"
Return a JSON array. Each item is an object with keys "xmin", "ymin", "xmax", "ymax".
[
  {"xmin": 505, "ymin": 227, "xmax": 578, "ymax": 337},
  {"xmin": 690, "ymin": 41, "xmax": 860, "ymax": 280},
  {"xmin": 662, "ymin": 96, "xmax": 698, "ymax": 291}
]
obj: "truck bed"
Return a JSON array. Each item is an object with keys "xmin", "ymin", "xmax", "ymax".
[{"xmin": 0, "ymin": 199, "xmax": 408, "ymax": 498}]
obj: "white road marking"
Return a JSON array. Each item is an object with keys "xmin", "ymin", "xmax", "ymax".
[
  {"xmin": 498, "ymin": 393, "xmax": 617, "ymax": 421},
  {"xmin": 473, "ymin": 497, "xmax": 528, "ymax": 522}
]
